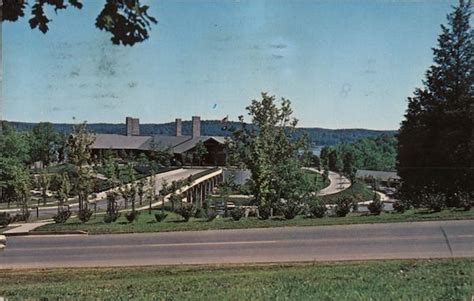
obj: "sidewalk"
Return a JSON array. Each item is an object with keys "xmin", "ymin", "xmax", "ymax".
[{"xmin": 3, "ymin": 222, "xmax": 54, "ymax": 236}]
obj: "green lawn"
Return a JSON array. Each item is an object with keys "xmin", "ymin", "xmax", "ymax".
[
  {"xmin": 0, "ymin": 259, "xmax": 471, "ymax": 300},
  {"xmin": 320, "ymin": 181, "xmax": 374, "ymax": 203},
  {"xmin": 37, "ymin": 207, "xmax": 474, "ymax": 235}
]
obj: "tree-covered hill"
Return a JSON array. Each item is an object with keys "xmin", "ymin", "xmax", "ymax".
[{"xmin": 7, "ymin": 120, "xmax": 395, "ymax": 146}]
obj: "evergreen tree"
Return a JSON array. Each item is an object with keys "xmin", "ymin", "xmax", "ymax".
[{"xmin": 397, "ymin": 1, "xmax": 473, "ymax": 204}]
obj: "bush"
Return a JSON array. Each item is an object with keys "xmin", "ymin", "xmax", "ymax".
[
  {"xmin": 258, "ymin": 204, "xmax": 272, "ymax": 220},
  {"xmin": 155, "ymin": 212, "xmax": 168, "ymax": 222},
  {"xmin": 422, "ymin": 192, "xmax": 445, "ymax": 212},
  {"xmin": 335, "ymin": 198, "xmax": 352, "ymax": 217},
  {"xmin": 308, "ymin": 200, "xmax": 327, "ymax": 218},
  {"xmin": 456, "ymin": 192, "xmax": 472, "ymax": 211},
  {"xmin": 393, "ymin": 200, "xmax": 408, "ymax": 213},
  {"xmin": 125, "ymin": 211, "xmax": 139, "ymax": 223},
  {"xmin": 206, "ymin": 210, "xmax": 218, "ymax": 222},
  {"xmin": 194, "ymin": 207, "xmax": 207, "ymax": 219},
  {"xmin": 78, "ymin": 208, "xmax": 93, "ymax": 223},
  {"xmin": 368, "ymin": 193, "xmax": 383, "ymax": 215},
  {"xmin": 103, "ymin": 212, "xmax": 121, "ymax": 223},
  {"xmin": 175, "ymin": 203, "xmax": 196, "ymax": 222},
  {"xmin": 230, "ymin": 207, "xmax": 245, "ymax": 221},
  {"xmin": 276, "ymin": 200, "xmax": 301, "ymax": 220},
  {"xmin": 53, "ymin": 209, "xmax": 71, "ymax": 224},
  {"xmin": 0, "ymin": 212, "xmax": 11, "ymax": 227}
]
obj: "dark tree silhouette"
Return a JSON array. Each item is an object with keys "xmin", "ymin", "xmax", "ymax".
[
  {"xmin": 1, "ymin": 0, "xmax": 157, "ymax": 46},
  {"xmin": 397, "ymin": 0, "xmax": 473, "ymax": 205}
]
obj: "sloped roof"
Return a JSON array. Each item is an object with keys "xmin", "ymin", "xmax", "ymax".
[
  {"xmin": 152, "ymin": 135, "xmax": 191, "ymax": 149},
  {"xmin": 91, "ymin": 134, "xmax": 226, "ymax": 154},
  {"xmin": 173, "ymin": 136, "xmax": 226, "ymax": 154},
  {"xmin": 91, "ymin": 134, "xmax": 153, "ymax": 150}
]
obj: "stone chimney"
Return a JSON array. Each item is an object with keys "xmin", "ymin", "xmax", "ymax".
[
  {"xmin": 192, "ymin": 116, "xmax": 201, "ymax": 138},
  {"xmin": 126, "ymin": 117, "xmax": 140, "ymax": 136},
  {"xmin": 175, "ymin": 118, "xmax": 182, "ymax": 137}
]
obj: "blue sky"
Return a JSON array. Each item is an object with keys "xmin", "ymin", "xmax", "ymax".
[{"xmin": 2, "ymin": 0, "xmax": 457, "ymax": 129}]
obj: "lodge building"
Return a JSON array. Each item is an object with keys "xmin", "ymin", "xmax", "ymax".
[{"xmin": 91, "ymin": 116, "xmax": 227, "ymax": 166}]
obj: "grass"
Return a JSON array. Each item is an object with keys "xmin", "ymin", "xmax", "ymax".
[
  {"xmin": 37, "ymin": 207, "xmax": 474, "ymax": 235},
  {"xmin": 0, "ymin": 259, "xmax": 471, "ymax": 300},
  {"xmin": 320, "ymin": 180, "xmax": 374, "ymax": 203}
]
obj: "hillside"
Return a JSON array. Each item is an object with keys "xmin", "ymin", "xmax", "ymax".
[{"xmin": 8, "ymin": 120, "xmax": 396, "ymax": 146}]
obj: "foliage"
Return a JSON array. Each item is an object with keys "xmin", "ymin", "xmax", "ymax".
[
  {"xmin": 275, "ymin": 200, "xmax": 301, "ymax": 220},
  {"xmin": 229, "ymin": 93, "xmax": 307, "ymax": 209},
  {"xmin": 53, "ymin": 208, "xmax": 72, "ymax": 224},
  {"xmin": 397, "ymin": 1, "xmax": 473, "ymax": 201},
  {"xmin": 77, "ymin": 208, "xmax": 93, "ymax": 223},
  {"xmin": 230, "ymin": 207, "xmax": 245, "ymax": 221},
  {"xmin": 36, "ymin": 173, "xmax": 51, "ymax": 205},
  {"xmin": 393, "ymin": 200, "xmax": 409, "ymax": 213},
  {"xmin": 30, "ymin": 122, "xmax": 60, "ymax": 166},
  {"xmin": 334, "ymin": 198, "xmax": 352, "ymax": 217},
  {"xmin": 308, "ymin": 198, "xmax": 327, "ymax": 218},
  {"xmin": 422, "ymin": 192, "xmax": 446, "ymax": 212},
  {"xmin": 125, "ymin": 211, "xmax": 140, "ymax": 223},
  {"xmin": 175, "ymin": 203, "xmax": 196, "ymax": 222},
  {"xmin": 3, "ymin": 0, "xmax": 157, "ymax": 46},
  {"xmin": 258, "ymin": 204, "xmax": 272, "ymax": 220},
  {"xmin": 194, "ymin": 207, "xmax": 207, "ymax": 219},
  {"xmin": 206, "ymin": 210, "xmax": 218, "ymax": 222},
  {"xmin": 104, "ymin": 191, "xmax": 120, "ymax": 223},
  {"xmin": 154, "ymin": 212, "xmax": 168, "ymax": 223},
  {"xmin": 193, "ymin": 140, "xmax": 208, "ymax": 166},
  {"xmin": 0, "ymin": 212, "xmax": 12, "ymax": 227},
  {"xmin": 12, "ymin": 165, "xmax": 32, "ymax": 219},
  {"xmin": 368, "ymin": 193, "xmax": 383, "ymax": 215}
]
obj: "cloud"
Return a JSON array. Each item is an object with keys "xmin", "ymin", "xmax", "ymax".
[
  {"xmin": 271, "ymin": 54, "xmax": 284, "ymax": 59},
  {"xmin": 128, "ymin": 81, "xmax": 138, "ymax": 88}
]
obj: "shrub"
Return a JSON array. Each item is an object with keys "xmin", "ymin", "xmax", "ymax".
[
  {"xmin": 422, "ymin": 192, "xmax": 445, "ymax": 212},
  {"xmin": 230, "ymin": 207, "xmax": 245, "ymax": 221},
  {"xmin": 206, "ymin": 210, "xmax": 218, "ymax": 222},
  {"xmin": 276, "ymin": 200, "xmax": 301, "ymax": 220},
  {"xmin": 258, "ymin": 204, "xmax": 272, "ymax": 220},
  {"xmin": 194, "ymin": 207, "xmax": 207, "ymax": 219},
  {"xmin": 175, "ymin": 203, "xmax": 196, "ymax": 222},
  {"xmin": 455, "ymin": 192, "xmax": 472, "ymax": 211},
  {"xmin": 155, "ymin": 212, "xmax": 168, "ymax": 222},
  {"xmin": 125, "ymin": 211, "xmax": 139, "ymax": 223},
  {"xmin": 53, "ymin": 209, "xmax": 72, "ymax": 224},
  {"xmin": 78, "ymin": 208, "xmax": 93, "ymax": 223},
  {"xmin": 103, "ymin": 212, "xmax": 121, "ymax": 223},
  {"xmin": 368, "ymin": 193, "xmax": 383, "ymax": 215},
  {"xmin": 393, "ymin": 200, "xmax": 408, "ymax": 213},
  {"xmin": 0, "ymin": 212, "xmax": 11, "ymax": 227},
  {"xmin": 335, "ymin": 198, "xmax": 352, "ymax": 217},
  {"xmin": 308, "ymin": 200, "xmax": 327, "ymax": 218}
]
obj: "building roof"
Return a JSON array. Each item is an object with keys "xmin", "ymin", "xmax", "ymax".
[
  {"xmin": 91, "ymin": 134, "xmax": 226, "ymax": 154},
  {"xmin": 173, "ymin": 136, "xmax": 226, "ymax": 154},
  {"xmin": 91, "ymin": 134, "xmax": 153, "ymax": 150}
]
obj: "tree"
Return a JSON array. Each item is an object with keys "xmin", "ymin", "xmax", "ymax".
[
  {"xmin": 2, "ymin": 0, "xmax": 157, "ymax": 46},
  {"xmin": 66, "ymin": 123, "xmax": 95, "ymax": 211},
  {"xmin": 137, "ymin": 179, "xmax": 145, "ymax": 206},
  {"xmin": 397, "ymin": 1, "xmax": 473, "ymax": 205},
  {"xmin": 36, "ymin": 173, "xmax": 51, "ymax": 205},
  {"xmin": 31, "ymin": 122, "xmax": 59, "ymax": 166},
  {"xmin": 229, "ymin": 93, "xmax": 307, "ymax": 210},
  {"xmin": 328, "ymin": 149, "xmax": 339, "ymax": 171},
  {"xmin": 146, "ymin": 171, "xmax": 156, "ymax": 214},
  {"xmin": 342, "ymin": 151, "xmax": 357, "ymax": 184},
  {"xmin": 12, "ymin": 165, "xmax": 32, "ymax": 220},
  {"xmin": 56, "ymin": 173, "xmax": 71, "ymax": 209},
  {"xmin": 193, "ymin": 141, "xmax": 208, "ymax": 166}
]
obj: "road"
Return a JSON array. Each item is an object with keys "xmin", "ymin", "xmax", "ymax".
[
  {"xmin": 3, "ymin": 168, "xmax": 206, "ymax": 219},
  {"xmin": 1, "ymin": 220, "xmax": 472, "ymax": 269}
]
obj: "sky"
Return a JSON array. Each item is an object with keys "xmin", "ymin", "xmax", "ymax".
[{"xmin": 1, "ymin": 0, "xmax": 458, "ymax": 130}]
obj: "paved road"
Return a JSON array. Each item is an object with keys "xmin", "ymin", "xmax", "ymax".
[
  {"xmin": 1, "ymin": 220, "xmax": 472, "ymax": 269},
  {"xmin": 2, "ymin": 169, "xmax": 206, "ymax": 219}
]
